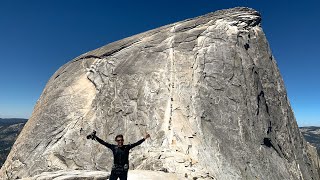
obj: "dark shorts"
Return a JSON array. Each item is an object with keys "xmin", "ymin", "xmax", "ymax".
[
  {"xmin": 109, "ymin": 164, "xmax": 129, "ymax": 180},
  {"xmin": 109, "ymin": 169, "xmax": 128, "ymax": 180}
]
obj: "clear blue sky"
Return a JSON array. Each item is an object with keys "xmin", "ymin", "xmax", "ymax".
[{"xmin": 0, "ymin": 0, "xmax": 319, "ymax": 126}]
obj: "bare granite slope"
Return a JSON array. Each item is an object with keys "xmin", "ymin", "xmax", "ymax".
[{"xmin": 1, "ymin": 7, "xmax": 319, "ymax": 180}]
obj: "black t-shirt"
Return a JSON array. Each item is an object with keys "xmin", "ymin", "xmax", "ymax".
[{"xmin": 95, "ymin": 136, "xmax": 145, "ymax": 166}]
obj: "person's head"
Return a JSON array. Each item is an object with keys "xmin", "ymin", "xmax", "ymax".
[{"xmin": 115, "ymin": 134, "xmax": 124, "ymax": 147}]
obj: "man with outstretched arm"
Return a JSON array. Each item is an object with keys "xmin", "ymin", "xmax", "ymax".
[{"xmin": 87, "ymin": 131, "xmax": 150, "ymax": 180}]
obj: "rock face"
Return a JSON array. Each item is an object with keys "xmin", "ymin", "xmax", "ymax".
[{"xmin": 0, "ymin": 7, "xmax": 319, "ymax": 180}]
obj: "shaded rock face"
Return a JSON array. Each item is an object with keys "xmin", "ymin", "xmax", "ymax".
[
  {"xmin": 300, "ymin": 127, "xmax": 320, "ymax": 178},
  {"xmin": 0, "ymin": 7, "xmax": 319, "ymax": 180}
]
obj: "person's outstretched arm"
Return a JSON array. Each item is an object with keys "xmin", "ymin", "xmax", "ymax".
[
  {"xmin": 129, "ymin": 133, "xmax": 150, "ymax": 149},
  {"xmin": 95, "ymin": 136, "xmax": 114, "ymax": 149},
  {"xmin": 88, "ymin": 131, "xmax": 113, "ymax": 149}
]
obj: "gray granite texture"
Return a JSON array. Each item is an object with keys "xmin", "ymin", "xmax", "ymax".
[{"xmin": 1, "ymin": 7, "xmax": 319, "ymax": 180}]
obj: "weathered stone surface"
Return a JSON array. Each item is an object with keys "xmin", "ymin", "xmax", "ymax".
[
  {"xmin": 20, "ymin": 170, "xmax": 178, "ymax": 180},
  {"xmin": 20, "ymin": 170, "xmax": 109, "ymax": 180},
  {"xmin": 1, "ymin": 7, "xmax": 319, "ymax": 180},
  {"xmin": 306, "ymin": 143, "xmax": 320, "ymax": 178}
]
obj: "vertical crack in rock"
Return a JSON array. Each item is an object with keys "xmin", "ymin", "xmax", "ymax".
[
  {"xmin": 162, "ymin": 25, "xmax": 178, "ymax": 149},
  {"xmin": 256, "ymin": 90, "xmax": 264, "ymax": 116},
  {"xmin": 168, "ymin": 36, "xmax": 175, "ymax": 132}
]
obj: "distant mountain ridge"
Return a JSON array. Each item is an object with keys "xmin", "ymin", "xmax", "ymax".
[
  {"xmin": 0, "ymin": 118, "xmax": 28, "ymax": 126},
  {"xmin": 300, "ymin": 126, "xmax": 320, "ymax": 156},
  {"xmin": 0, "ymin": 118, "xmax": 27, "ymax": 168}
]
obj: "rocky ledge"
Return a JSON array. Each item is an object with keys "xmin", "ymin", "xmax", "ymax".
[{"xmin": 20, "ymin": 170, "xmax": 178, "ymax": 180}]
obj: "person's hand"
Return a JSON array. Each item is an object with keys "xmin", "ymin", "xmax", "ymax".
[
  {"xmin": 144, "ymin": 133, "xmax": 150, "ymax": 139},
  {"xmin": 87, "ymin": 130, "xmax": 96, "ymax": 140}
]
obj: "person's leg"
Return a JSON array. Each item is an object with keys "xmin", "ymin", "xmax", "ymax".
[
  {"xmin": 119, "ymin": 171, "xmax": 128, "ymax": 180},
  {"xmin": 109, "ymin": 170, "xmax": 119, "ymax": 180}
]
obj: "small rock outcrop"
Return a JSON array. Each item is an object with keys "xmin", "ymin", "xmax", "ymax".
[{"xmin": 0, "ymin": 7, "xmax": 319, "ymax": 180}]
